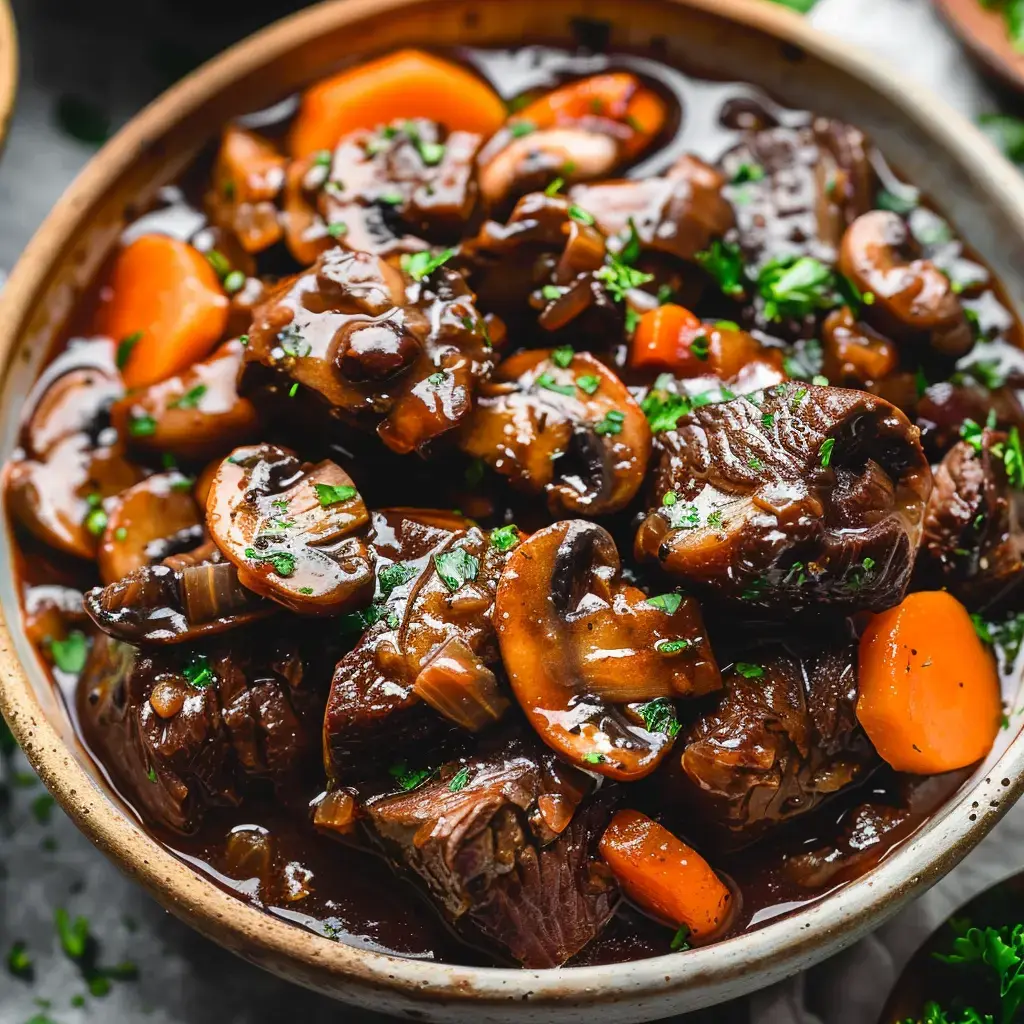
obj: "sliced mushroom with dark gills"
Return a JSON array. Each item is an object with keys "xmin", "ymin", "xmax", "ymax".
[{"xmin": 635, "ymin": 382, "xmax": 933, "ymax": 613}]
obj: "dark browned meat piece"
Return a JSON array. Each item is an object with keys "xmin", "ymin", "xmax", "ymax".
[
  {"xmin": 77, "ymin": 630, "xmax": 320, "ymax": 833},
  {"xmin": 364, "ymin": 741, "xmax": 616, "ymax": 967},
  {"xmin": 459, "ymin": 348, "xmax": 651, "ymax": 516},
  {"xmin": 915, "ymin": 379, "xmax": 1024, "ymax": 457},
  {"xmin": 324, "ymin": 510, "xmax": 511, "ymax": 783},
  {"xmin": 84, "ymin": 541, "xmax": 274, "ymax": 645},
  {"xmin": 570, "ymin": 154, "xmax": 734, "ymax": 264},
  {"xmin": 283, "ymin": 119, "xmax": 483, "ymax": 262},
  {"xmin": 205, "ymin": 444, "xmax": 373, "ymax": 616},
  {"xmin": 720, "ymin": 118, "xmax": 872, "ymax": 268},
  {"xmin": 783, "ymin": 803, "xmax": 912, "ymax": 888},
  {"xmin": 634, "ymin": 382, "xmax": 933, "ymax": 613},
  {"xmin": 239, "ymin": 248, "xmax": 496, "ymax": 454},
  {"xmin": 922, "ymin": 426, "xmax": 1024, "ymax": 607},
  {"xmin": 839, "ymin": 211, "xmax": 973, "ymax": 358},
  {"xmin": 681, "ymin": 647, "xmax": 877, "ymax": 841}
]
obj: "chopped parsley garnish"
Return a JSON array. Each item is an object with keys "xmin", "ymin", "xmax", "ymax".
[
  {"xmin": 732, "ymin": 162, "xmax": 765, "ymax": 184},
  {"xmin": 509, "ymin": 120, "xmax": 535, "ymax": 138},
  {"xmin": 542, "ymin": 284, "xmax": 564, "ymax": 301},
  {"xmin": 114, "ymin": 526, "xmax": 128, "ymax": 542},
  {"xmin": 401, "ymin": 247, "xmax": 456, "ymax": 281},
  {"xmin": 595, "ymin": 252, "xmax": 655, "ymax": 303},
  {"xmin": 577, "ymin": 374, "xmax": 601, "ymax": 396},
  {"xmin": 536, "ymin": 372, "xmax": 576, "ymax": 397},
  {"xmin": 389, "ymin": 761, "xmax": 432, "ymax": 791},
  {"xmin": 551, "ymin": 345, "xmax": 575, "ymax": 368},
  {"xmin": 568, "ymin": 204, "xmax": 595, "ymax": 226},
  {"xmin": 747, "ymin": 456, "xmax": 763, "ymax": 471},
  {"xmin": 976, "ymin": 609, "xmax": 1024, "ymax": 670},
  {"xmin": 278, "ymin": 324, "xmax": 311, "ymax": 358},
  {"xmin": 168, "ymin": 384, "xmax": 207, "ymax": 410},
  {"xmin": 314, "ymin": 482, "xmax": 357, "ymax": 507},
  {"xmin": 734, "ymin": 662, "xmax": 764, "ymax": 679},
  {"xmin": 670, "ymin": 925, "xmax": 691, "ymax": 952},
  {"xmin": 84, "ymin": 506, "xmax": 107, "ymax": 536},
  {"xmin": 695, "ymin": 239, "xmax": 745, "ymax": 298},
  {"xmin": 205, "ymin": 249, "xmax": 232, "ymax": 279},
  {"xmin": 642, "ymin": 381, "xmax": 692, "ymax": 433},
  {"xmin": 7, "ymin": 940, "xmax": 32, "ymax": 979},
  {"xmin": 662, "ymin": 490, "xmax": 678, "ymax": 507},
  {"xmin": 129, "ymin": 414, "xmax": 157, "ymax": 437},
  {"xmin": 223, "ymin": 270, "xmax": 246, "ymax": 294},
  {"xmin": 49, "ymin": 631, "xmax": 88, "ymax": 675},
  {"xmin": 116, "ymin": 331, "xmax": 142, "ymax": 370},
  {"xmin": 582, "ymin": 752, "xmax": 605, "ymax": 764},
  {"xmin": 313, "ymin": 149, "xmax": 332, "ymax": 167},
  {"xmin": 668, "ymin": 504, "xmax": 700, "ymax": 528},
  {"xmin": 645, "ymin": 593, "xmax": 683, "ymax": 614},
  {"xmin": 956, "ymin": 359, "xmax": 1005, "ymax": 390},
  {"xmin": 757, "ymin": 255, "xmax": 838, "ymax": 322},
  {"xmin": 655, "ymin": 638, "xmax": 691, "ymax": 655},
  {"xmin": 55, "ymin": 908, "xmax": 89, "ymax": 960},
  {"xmin": 994, "ymin": 427, "xmax": 1024, "ymax": 489},
  {"xmin": 378, "ymin": 562, "xmax": 418, "ymax": 599},
  {"xmin": 326, "ymin": 221, "xmax": 348, "ymax": 239},
  {"xmin": 594, "ymin": 409, "xmax": 626, "ymax": 435},
  {"xmin": 819, "ymin": 437, "xmax": 836, "ymax": 468},
  {"xmin": 960, "ymin": 416, "xmax": 988, "ymax": 453},
  {"xmin": 875, "ymin": 186, "xmax": 919, "ymax": 215},
  {"xmin": 378, "ymin": 190, "xmax": 403, "ymax": 205},
  {"xmin": 288, "ymin": 383, "xmax": 299, "ymax": 398},
  {"xmin": 490, "ymin": 524, "xmax": 519, "ymax": 553},
  {"xmin": 434, "ymin": 548, "xmax": 480, "ymax": 592},
  {"xmin": 448, "ymin": 766, "xmax": 472, "ymax": 792},
  {"xmin": 636, "ymin": 697, "xmax": 681, "ymax": 737},
  {"xmin": 690, "ymin": 335, "xmax": 710, "ymax": 361},
  {"xmin": 707, "ymin": 509, "xmax": 724, "ymax": 528},
  {"xmin": 544, "ymin": 177, "xmax": 565, "ymax": 197},
  {"xmin": 244, "ymin": 548, "xmax": 296, "ymax": 577},
  {"xmin": 182, "ymin": 655, "xmax": 214, "ymax": 690}
]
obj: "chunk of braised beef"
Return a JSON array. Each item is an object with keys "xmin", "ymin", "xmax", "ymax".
[
  {"xmin": 922, "ymin": 427, "xmax": 1024, "ymax": 607},
  {"xmin": 77, "ymin": 630, "xmax": 320, "ymax": 833},
  {"xmin": 239, "ymin": 248, "xmax": 496, "ymax": 454},
  {"xmin": 680, "ymin": 647, "xmax": 877, "ymax": 842},
  {"xmin": 634, "ymin": 383, "xmax": 933, "ymax": 613},
  {"xmin": 364, "ymin": 740, "xmax": 616, "ymax": 967},
  {"xmin": 783, "ymin": 803, "xmax": 913, "ymax": 889},
  {"xmin": 720, "ymin": 118, "xmax": 872, "ymax": 268},
  {"xmin": 283, "ymin": 119, "xmax": 483, "ymax": 262},
  {"xmin": 84, "ymin": 541, "xmax": 274, "ymax": 645},
  {"xmin": 324, "ymin": 511, "xmax": 511, "ymax": 783},
  {"xmin": 915, "ymin": 379, "xmax": 1024, "ymax": 457},
  {"xmin": 569, "ymin": 154, "xmax": 734, "ymax": 265}
]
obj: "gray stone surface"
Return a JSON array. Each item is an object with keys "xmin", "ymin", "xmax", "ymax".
[{"xmin": 0, "ymin": 1, "xmax": 1005, "ymax": 1021}]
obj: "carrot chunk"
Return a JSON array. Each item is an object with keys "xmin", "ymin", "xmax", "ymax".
[
  {"xmin": 857, "ymin": 591, "xmax": 1001, "ymax": 774},
  {"xmin": 599, "ymin": 809, "xmax": 732, "ymax": 941},
  {"xmin": 289, "ymin": 49, "xmax": 506, "ymax": 157},
  {"xmin": 100, "ymin": 235, "xmax": 229, "ymax": 390},
  {"xmin": 631, "ymin": 304, "xmax": 704, "ymax": 373}
]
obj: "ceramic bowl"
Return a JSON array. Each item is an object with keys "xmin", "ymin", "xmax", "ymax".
[
  {"xmin": 2, "ymin": 1, "xmax": 1024, "ymax": 1021},
  {"xmin": 0, "ymin": 0, "xmax": 17, "ymax": 154}
]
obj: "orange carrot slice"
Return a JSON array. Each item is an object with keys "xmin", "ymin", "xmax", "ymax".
[
  {"xmin": 100, "ymin": 235, "xmax": 229, "ymax": 390},
  {"xmin": 857, "ymin": 590, "xmax": 1001, "ymax": 774},
  {"xmin": 631, "ymin": 304, "xmax": 704, "ymax": 373},
  {"xmin": 290, "ymin": 49, "xmax": 506, "ymax": 157},
  {"xmin": 599, "ymin": 809, "xmax": 733, "ymax": 941}
]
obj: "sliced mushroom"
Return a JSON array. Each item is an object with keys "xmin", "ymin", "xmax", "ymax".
[
  {"xmin": 324, "ymin": 511, "xmax": 510, "ymax": 782},
  {"xmin": 205, "ymin": 125, "xmax": 287, "ymax": 254},
  {"xmin": 459, "ymin": 350, "xmax": 651, "ymax": 516},
  {"xmin": 97, "ymin": 472, "xmax": 203, "ymax": 585},
  {"xmin": 206, "ymin": 443, "xmax": 372, "ymax": 616},
  {"xmin": 720, "ymin": 118, "xmax": 872, "ymax": 268},
  {"xmin": 109, "ymin": 339, "xmax": 259, "ymax": 462},
  {"xmin": 239, "ymin": 248, "xmax": 496, "ymax": 454},
  {"xmin": 85, "ymin": 540, "xmax": 274, "ymax": 644},
  {"xmin": 922, "ymin": 426, "xmax": 1024, "ymax": 607},
  {"xmin": 838, "ymin": 210, "xmax": 973, "ymax": 358},
  {"xmin": 822, "ymin": 306, "xmax": 898, "ymax": 388},
  {"xmin": 634, "ymin": 382, "xmax": 933, "ymax": 613},
  {"xmin": 569, "ymin": 154, "xmax": 734, "ymax": 265},
  {"xmin": 494, "ymin": 520, "xmax": 720, "ymax": 781},
  {"xmin": 680, "ymin": 646, "xmax": 876, "ymax": 842}
]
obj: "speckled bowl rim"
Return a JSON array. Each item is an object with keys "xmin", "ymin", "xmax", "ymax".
[
  {"xmin": 0, "ymin": 0, "xmax": 17, "ymax": 156},
  {"xmin": 2, "ymin": 0, "xmax": 1024, "ymax": 1020}
]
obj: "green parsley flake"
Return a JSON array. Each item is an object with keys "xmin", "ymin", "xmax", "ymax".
[
  {"xmin": 646, "ymin": 593, "xmax": 683, "ymax": 614},
  {"xmin": 327, "ymin": 221, "xmax": 348, "ymax": 239},
  {"xmin": 205, "ymin": 249, "xmax": 232, "ymax": 279},
  {"xmin": 490, "ymin": 524, "xmax": 519, "ymax": 553},
  {"xmin": 662, "ymin": 490, "xmax": 678, "ymax": 507},
  {"xmin": 594, "ymin": 409, "xmax": 626, "ymax": 435},
  {"xmin": 695, "ymin": 239, "xmax": 745, "ymax": 298},
  {"xmin": 544, "ymin": 176, "xmax": 565, "ymax": 197},
  {"xmin": 636, "ymin": 697, "xmax": 681, "ymax": 737},
  {"xmin": 223, "ymin": 270, "xmax": 246, "ymax": 295},
  {"xmin": 389, "ymin": 761, "xmax": 432, "ymax": 791},
  {"xmin": 732, "ymin": 162, "xmax": 765, "ymax": 184},
  {"xmin": 378, "ymin": 562, "xmax": 418, "ymax": 599},
  {"xmin": 509, "ymin": 120, "xmax": 535, "ymax": 138},
  {"xmin": 568, "ymin": 204, "xmax": 595, "ymax": 226},
  {"xmin": 182, "ymin": 655, "xmax": 214, "ymax": 690},
  {"xmin": 536, "ymin": 372, "xmax": 576, "ymax": 397},
  {"xmin": 690, "ymin": 335, "xmax": 710, "ymax": 361},
  {"xmin": 735, "ymin": 662, "xmax": 764, "ymax": 679},
  {"xmin": 169, "ymin": 384, "xmax": 207, "ymax": 410},
  {"xmin": 670, "ymin": 925, "xmax": 691, "ymax": 952},
  {"xmin": 552, "ymin": 345, "xmax": 575, "ymax": 368},
  {"xmin": 55, "ymin": 908, "xmax": 90, "ymax": 961},
  {"xmin": 7, "ymin": 940, "xmax": 32, "ymax": 979},
  {"xmin": 401, "ymin": 247, "xmax": 457, "ymax": 282},
  {"xmin": 596, "ymin": 257, "xmax": 655, "ymax": 304},
  {"xmin": 757, "ymin": 255, "xmax": 838, "ymax": 322},
  {"xmin": 434, "ymin": 548, "xmax": 480, "ymax": 592},
  {"xmin": 49, "ymin": 631, "xmax": 88, "ymax": 675},
  {"xmin": 244, "ymin": 548, "xmax": 296, "ymax": 577},
  {"xmin": 84, "ymin": 506, "xmax": 108, "ymax": 536},
  {"xmin": 129, "ymin": 414, "xmax": 157, "ymax": 437},
  {"xmin": 819, "ymin": 437, "xmax": 836, "ymax": 468},
  {"xmin": 314, "ymin": 482, "xmax": 357, "ymax": 507},
  {"xmin": 116, "ymin": 331, "xmax": 142, "ymax": 370},
  {"xmin": 542, "ymin": 284, "xmax": 563, "ymax": 300},
  {"xmin": 582, "ymin": 752, "xmax": 605, "ymax": 764},
  {"xmin": 577, "ymin": 374, "xmax": 601, "ymax": 396},
  {"xmin": 448, "ymin": 766, "xmax": 472, "ymax": 792},
  {"xmin": 655, "ymin": 638, "xmax": 692, "ymax": 655}
]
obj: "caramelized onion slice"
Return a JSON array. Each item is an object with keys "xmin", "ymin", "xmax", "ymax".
[
  {"xmin": 206, "ymin": 443, "xmax": 373, "ymax": 616},
  {"xmin": 494, "ymin": 519, "xmax": 720, "ymax": 781},
  {"xmin": 412, "ymin": 635, "xmax": 511, "ymax": 732}
]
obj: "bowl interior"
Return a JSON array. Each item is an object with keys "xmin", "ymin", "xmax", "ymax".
[{"xmin": 2, "ymin": 1, "xmax": 1024, "ymax": 1021}]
